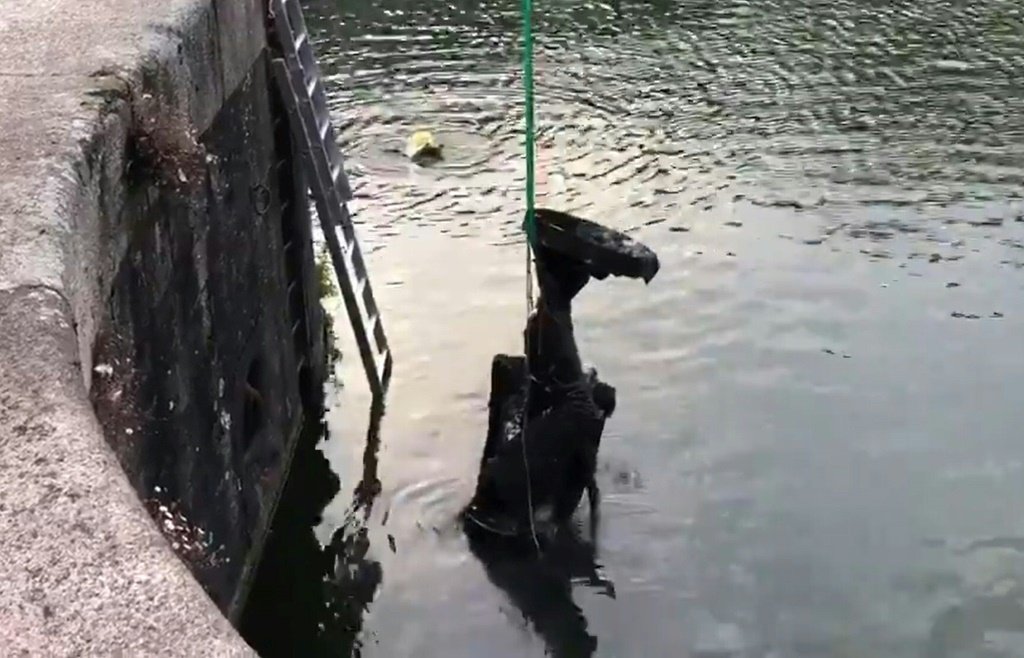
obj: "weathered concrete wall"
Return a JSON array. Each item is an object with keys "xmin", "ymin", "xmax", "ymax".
[
  {"xmin": 90, "ymin": 49, "xmax": 327, "ymax": 618},
  {"xmin": 0, "ymin": 0, "xmax": 325, "ymax": 653}
]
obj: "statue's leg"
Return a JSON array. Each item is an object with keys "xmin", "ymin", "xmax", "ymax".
[
  {"xmin": 523, "ymin": 303, "xmax": 586, "ymax": 419},
  {"xmin": 533, "ymin": 242, "xmax": 592, "ymax": 306}
]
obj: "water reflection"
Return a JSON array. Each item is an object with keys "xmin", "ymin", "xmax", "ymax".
[
  {"xmin": 241, "ymin": 402, "xmax": 386, "ymax": 657},
  {"xmin": 251, "ymin": 0, "xmax": 1024, "ymax": 655},
  {"xmin": 465, "ymin": 521, "xmax": 614, "ymax": 658}
]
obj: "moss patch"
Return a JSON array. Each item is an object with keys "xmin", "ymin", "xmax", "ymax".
[{"xmin": 315, "ymin": 246, "xmax": 343, "ymax": 369}]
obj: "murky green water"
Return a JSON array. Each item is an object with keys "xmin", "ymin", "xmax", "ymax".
[{"xmin": 244, "ymin": 1, "xmax": 1024, "ymax": 656}]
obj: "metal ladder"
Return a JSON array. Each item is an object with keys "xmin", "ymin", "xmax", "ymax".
[{"xmin": 268, "ymin": 0, "xmax": 392, "ymax": 400}]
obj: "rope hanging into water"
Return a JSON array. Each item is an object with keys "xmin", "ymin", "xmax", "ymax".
[
  {"xmin": 522, "ymin": 0, "xmax": 536, "ymax": 317},
  {"xmin": 520, "ymin": 0, "xmax": 541, "ymax": 554},
  {"xmin": 522, "ymin": 0, "xmax": 537, "ymax": 249}
]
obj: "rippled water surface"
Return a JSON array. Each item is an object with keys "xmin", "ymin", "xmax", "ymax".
[{"xmin": 244, "ymin": 1, "xmax": 1024, "ymax": 656}]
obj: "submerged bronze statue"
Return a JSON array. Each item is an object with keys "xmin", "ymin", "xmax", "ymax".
[{"xmin": 462, "ymin": 208, "xmax": 660, "ymax": 543}]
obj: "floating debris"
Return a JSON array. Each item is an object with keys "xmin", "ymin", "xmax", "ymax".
[{"xmin": 406, "ymin": 129, "xmax": 444, "ymax": 165}]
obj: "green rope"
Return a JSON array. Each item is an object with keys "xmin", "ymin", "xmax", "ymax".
[
  {"xmin": 522, "ymin": 0, "xmax": 537, "ymax": 246},
  {"xmin": 520, "ymin": 0, "xmax": 541, "ymax": 554}
]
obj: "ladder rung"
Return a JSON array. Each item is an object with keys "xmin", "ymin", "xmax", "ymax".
[
  {"xmin": 291, "ymin": 318, "xmax": 303, "ymax": 337},
  {"xmin": 318, "ymin": 117, "xmax": 329, "ymax": 140},
  {"xmin": 313, "ymin": 106, "xmax": 331, "ymax": 131},
  {"xmin": 340, "ymin": 232, "xmax": 358, "ymax": 256},
  {"xmin": 375, "ymin": 348, "xmax": 390, "ymax": 375},
  {"xmin": 333, "ymin": 243, "xmax": 370, "ymax": 305},
  {"xmin": 335, "ymin": 227, "xmax": 356, "ymax": 260},
  {"xmin": 365, "ymin": 309, "xmax": 383, "ymax": 336},
  {"xmin": 305, "ymin": 76, "xmax": 317, "ymax": 97},
  {"xmin": 348, "ymin": 252, "xmax": 368, "ymax": 282},
  {"xmin": 371, "ymin": 326, "xmax": 386, "ymax": 352},
  {"xmin": 294, "ymin": 31, "xmax": 308, "ymax": 51},
  {"xmin": 353, "ymin": 276, "xmax": 367, "ymax": 300}
]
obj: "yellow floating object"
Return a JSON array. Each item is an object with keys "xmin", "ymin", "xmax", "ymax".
[{"xmin": 407, "ymin": 129, "xmax": 443, "ymax": 162}]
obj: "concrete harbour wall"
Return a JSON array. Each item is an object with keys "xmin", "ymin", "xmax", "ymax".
[{"xmin": 0, "ymin": 0, "xmax": 326, "ymax": 653}]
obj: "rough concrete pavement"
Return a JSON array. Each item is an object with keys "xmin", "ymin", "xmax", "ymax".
[{"xmin": 0, "ymin": 0, "xmax": 266, "ymax": 653}]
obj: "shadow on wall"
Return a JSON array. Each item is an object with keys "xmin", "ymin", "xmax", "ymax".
[{"xmin": 240, "ymin": 400, "xmax": 386, "ymax": 657}]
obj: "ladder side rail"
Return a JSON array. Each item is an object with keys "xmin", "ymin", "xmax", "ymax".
[{"xmin": 270, "ymin": 58, "xmax": 387, "ymax": 399}]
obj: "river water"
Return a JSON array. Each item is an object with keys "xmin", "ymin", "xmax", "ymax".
[{"xmin": 242, "ymin": 1, "xmax": 1024, "ymax": 656}]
